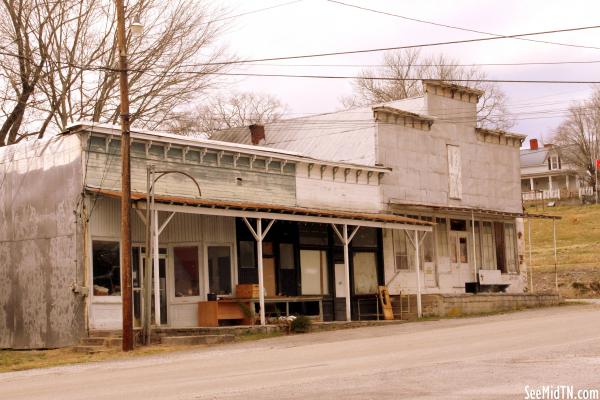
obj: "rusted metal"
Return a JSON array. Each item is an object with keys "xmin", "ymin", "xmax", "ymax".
[
  {"xmin": 86, "ymin": 187, "xmax": 435, "ymax": 227},
  {"xmin": 116, "ymin": 0, "xmax": 133, "ymax": 352}
]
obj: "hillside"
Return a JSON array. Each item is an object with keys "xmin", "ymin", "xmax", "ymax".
[{"xmin": 524, "ymin": 203, "xmax": 600, "ymax": 298}]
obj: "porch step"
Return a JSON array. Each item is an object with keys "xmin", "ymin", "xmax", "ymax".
[{"xmin": 160, "ymin": 334, "xmax": 236, "ymax": 346}]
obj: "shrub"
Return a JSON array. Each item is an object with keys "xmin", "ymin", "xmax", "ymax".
[{"xmin": 290, "ymin": 315, "xmax": 312, "ymax": 333}]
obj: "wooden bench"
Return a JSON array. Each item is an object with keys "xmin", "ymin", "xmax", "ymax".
[{"xmin": 197, "ymin": 301, "xmax": 253, "ymax": 327}]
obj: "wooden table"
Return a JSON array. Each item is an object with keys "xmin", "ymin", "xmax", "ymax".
[
  {"xmin": 198, "ymin": 296, "xmax": 324, "ymax": 326},
  {"xmin": 197, "ymin": 301, "xmax": 253, "ymax": 327}
]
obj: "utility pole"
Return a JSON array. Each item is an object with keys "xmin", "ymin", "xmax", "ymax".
[{"xmin": 116, "ymin": 0, "xmax": 134, "ymax": 352}]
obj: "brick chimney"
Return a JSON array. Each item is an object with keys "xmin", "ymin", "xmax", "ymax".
[
  {"xmin": 529, "ymin": 138, "xmax": 539, "ymax": 150},
  {"xmin": 249, "ymin": 124, "xmax": 265, "ymax": 145}
]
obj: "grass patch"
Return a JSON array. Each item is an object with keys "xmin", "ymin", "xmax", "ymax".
[
  {"xmin": 235, "ymin": 330, "xmax": 284, "ymax": 342},
  {"xmin": 0, "ymin": 331, "xmax": 286, "ymax": 373},
  {"xmin": 524, "ymin": 203, "xmax": 600, "ymax": 297}
]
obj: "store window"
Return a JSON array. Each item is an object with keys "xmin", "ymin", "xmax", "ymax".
[
  {"xmin": 300, "ymin": 250, "xmax": 329, "ymax": 295},
  {"xmin": 92, "ymin": 241, "xmax": 121, "ymax": 296},
  {"xmin": 208, "ymin": 246, "xmax": 232, "ymax": 295},
  {"xmin": 353, "ymin": 252, "xmax": 378, "ymax": 294},
  {"xmin": 392, "ymin": 230, "xmax": 413, "ymax": 271},
  {"xmin": 174, "ymin": 246, "xmax": 200, "ymax": 297},
  {"xmin": 352, "ymin": 227, "xmax": 378, "ymax": 248},
  {"xmin": 279, "ymin": 243, "xmax": 295, "ymax": 270},
  {"xmin": 504, "ymin": 223, "xmax": 518, "ymax": 273},
  {"xmin": 299, "ymin": 223, "xmax": 328, "ymax": 246},
  {"xmin": 480, "ymin": 221, "xmax": 496, "ymax": 269},
  {"xmin": 239, "ymin": 241, "xmax": 256, "ymax": 269}
]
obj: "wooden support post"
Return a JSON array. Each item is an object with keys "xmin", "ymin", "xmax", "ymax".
[
  {"xmin": 528, "ymin": 219, "xmax": 534, "ymax": 293},
  {"xmin": 331, "ymin": 224, "xmax": 359, "ymax": 322},
  {"xmin": 553, "ymin": 219, "xmax": 558, "ymax": 294},
  {"xmin": 153, "ymin": 208, "xmax": 160, "ymax": 325},
  {"xmin": 343, "ymin": 225, "xmax": 351, "ymax": 322},
  {"xmin": 143, "ymin": 166, "xmax": 153, "ymax": 345},
  {"xmin": 414, "ymin": 230, "xmax": 422, "ymax": 319},
  {"xmin": 243, "ymin": 217, "xmax": 275, "ymax": 326},
  {"xmin": 471, "ymin": 211, "xmax": 477, "ymax": 282},
  {"xmin": 256, "ymin": 218, "xmax": 265, "ymax": 326},
  {"xmin": 116, "ymin": 0, "xmax": 133, "ymax": 352}
]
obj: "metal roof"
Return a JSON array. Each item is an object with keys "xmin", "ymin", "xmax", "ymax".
[
  {"xmin": 210, "ymin": 97, "xmax": 429, "ymax": 166},
  {"xmin": 520, "ymin": 148, "xmax": 549, "ymax": 168},
  {"xmin": 87, "ymin": 187, "xmax": 434, "ymax": 230},
  {"xmin": 64, "ymin": 122, "xmax": 390, "ymax": 173},
  {"xmin": 389, "ymin": 199, "xmax": 561, "ymax": 220}
]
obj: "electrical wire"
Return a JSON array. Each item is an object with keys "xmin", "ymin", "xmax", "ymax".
[{"xmin": 326, "ymin": 0, "xmax": 600, "ymax": 51}]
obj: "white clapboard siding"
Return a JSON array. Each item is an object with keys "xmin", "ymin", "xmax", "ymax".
[{"xmin": 85, "ymin": 151, "xmax": 296, "ymax": 206}]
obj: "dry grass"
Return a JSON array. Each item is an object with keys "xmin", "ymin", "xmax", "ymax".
[
  {"xmin": 0, "ymin": 344, "xmax": 208, "ymax": 373},
  {"xmin": 524, "ymin": 203, "xmax": 600, "ymax": 297},
  {"xmin": 0, "ymin": 330, "xmax": 286, "ymax": 373}
]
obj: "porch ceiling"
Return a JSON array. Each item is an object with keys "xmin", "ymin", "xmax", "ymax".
[{"xmin": 86, "ymin": 187, "xmax": 433, "ymax": 231}]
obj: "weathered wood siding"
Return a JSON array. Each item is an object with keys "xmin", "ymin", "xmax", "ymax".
[
  {"xmin": 84, "ymin": 135, "xmax": 296, "ymax": 205},
  {"xmin": 295, "ymin": 164, "xmax": 382, "ymax": 211}
]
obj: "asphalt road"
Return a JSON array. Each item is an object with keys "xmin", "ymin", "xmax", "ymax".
[{"xmin": 2, "ymin": 304, "xmax": 600, "ymax": 400}]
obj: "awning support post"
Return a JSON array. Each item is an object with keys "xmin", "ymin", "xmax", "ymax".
[
  {"xmin": 528, "ymin": 219, "xmax": 534, "ymax": 293},
  {"xmin": 331, "ymin": 224, "xmax": 359, "ymax": 322},
  {"xmin": 471, "ymin": 211, "xmax": 477, "ymax": 281},
  {"xmin": 243, "ymin": 217, "xmax": 275, "ymax": 326},
  {"xmin": 553, "ymin": 218, "xmax": 558, "ymax": 294},
  {"xmin": 152, "ymin": 209, "xmax": 160, "ymax": 325},
  {"xmin": 414, "ymin": 230, "xmax": 422, "ymax": 319}
]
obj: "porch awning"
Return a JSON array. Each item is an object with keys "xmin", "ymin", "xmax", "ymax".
[
  {"xmin": 86, "ymin": 187, "xmax": 433, "ymax": 231},
  {"xmin": 388, "ymin": 199, "xmax": 561, "ymax": 220}
]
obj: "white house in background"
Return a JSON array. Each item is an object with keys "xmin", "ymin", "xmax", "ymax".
[{"xmin": 520, "ymin": 138, "xmax": 588, "ymax": 201}]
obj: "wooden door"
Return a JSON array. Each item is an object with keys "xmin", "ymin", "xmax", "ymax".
[{"xmin": 263, "ymin": 258, "xmax": 277, "ymax": 297}]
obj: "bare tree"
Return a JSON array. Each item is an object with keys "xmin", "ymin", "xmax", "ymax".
[
  {"xmin": 553, "ymin": 89, "xmax": 600, "ymax": 189},
  {"xmin": 341, "ymin": 49, "xmax": 513, "ymax": 130},
  {"xmin": 0, "ymin": 0, "xmax": 232, "ymax": 147},
  {"xmin": 168, "ymin": 92, "xmax": 287, "ymax": 136}
]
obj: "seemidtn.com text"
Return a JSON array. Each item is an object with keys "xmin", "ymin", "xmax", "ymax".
[{"xmin": 525, "ymin": 386, "xmax": 599, "ymax": 400}]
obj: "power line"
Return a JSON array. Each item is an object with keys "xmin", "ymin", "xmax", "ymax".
[
  {"xmin": 239, "ymin": 59, "xmax": 600, "ymax": 68},
  {"xmin": 176, "ymin": 71, "xmax": 600, "ymax": 84},
  {"xmin": 205, "ymin": 0, "xmax": 304, "ymax": 25},
  {"xmin": 187, "ymin": 24, "xmax": 600, "ymax": 66},
  {"xmin": 326, "ymin": 0, "xmax": 600, "ymax": 51}
]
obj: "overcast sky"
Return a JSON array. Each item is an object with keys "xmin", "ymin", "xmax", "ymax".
[{"xmin": 210, "ymin": 0, "xmax": 600, "ymax": 145}]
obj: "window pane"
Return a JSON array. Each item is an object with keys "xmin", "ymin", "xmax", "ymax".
[
  {"xmin": 239, "ymin": 241, "xmax": 256, "ymax": 269},
  {"xmin": 504, "ymin": 223, "xmax": 518, "ymax": 273},
  {"xmin": 459, "ymin": 237, "xmax": 468, "ymax": 263},
  {"xmin": 353, "ymin": 252, "xmax": 378, "ymax": 294},
  {"xmin": 450, "ymin": 219, "xmax": 467, "ymax": 231},
  {"xmin": 93, "ymin": 241, "xmax": 121, "ymax": 296},
  {"xmin": 393, "ymin": 230, "xmax": 409, "ymax": 271},
  {"xmin": 422, "ymin": 232, "xmax": 434, "ymax": 263},
  {"xmin": 300, "ymin": 250, "xmax": 328, "ymax": 295},
  {"xmin": 481, "ymin": 222, "xmax": 497, "ymax": 270},
  {"xmin": 174, "ymin": 246, "xmax": 199, "ymax": 297},
  {"xmin": 352, "ymin": 227, "xmax": 377, "ymax": 248},
  {"xmin": 493, "ymin": 222, "xmax": 506, "ymax": 273},
  {"xmin": 435, "ymin": 218, "xmax": 448, "ymax": 257},
  {"xmin": 279, "ymin": 243, "xmax": 295, "ymax": 270},
  {"xmin": 299, "ymin": 223, "xmax": 328, "ymax": 246},
  {"xmin": 208, "ymin": 246, "xmax": 232, "ymax": 295}
]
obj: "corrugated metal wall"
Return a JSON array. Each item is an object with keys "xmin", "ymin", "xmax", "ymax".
[{"xmin": 89, "ymin": 197, "xmax": 235, "ymax": 244}]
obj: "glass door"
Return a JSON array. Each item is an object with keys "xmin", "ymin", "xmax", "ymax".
[
  {"xmin": 138, "ymin": 250, "xmax": 168, "ymax": 326},
  {"xmin": 449, "ymin": 233, "xmax": 472, "ymax": 288}
]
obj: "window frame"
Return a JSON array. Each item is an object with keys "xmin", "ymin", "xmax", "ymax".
[
  {"xmin": 90, "ymin": 237, "xmax": 122, "ymax": 304},
  {"xmin": 204, "ymin": 242, "xmax": 235, "ymax": 298},
  {"xmin": 169, "ymin": 244, "xmax": 202, "ymax": 304}
]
